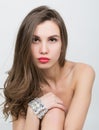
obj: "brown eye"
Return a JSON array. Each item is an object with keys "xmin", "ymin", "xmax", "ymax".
[
  {"xmin": 32, "ymin": 37, "xmax": 40, "ymax": 43},
  {"xmin": 49, "ymin": 38, "xmax": 57, "ymax": 43}
]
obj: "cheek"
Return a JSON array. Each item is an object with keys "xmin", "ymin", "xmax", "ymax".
[{"xmin": 51, "ymin": 45, "xmax": 61, "ymax": 58}]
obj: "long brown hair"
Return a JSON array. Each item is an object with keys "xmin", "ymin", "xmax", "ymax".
[{"xmin": 3, "ymin": 5, "xmax": 68, "ymax": 120}]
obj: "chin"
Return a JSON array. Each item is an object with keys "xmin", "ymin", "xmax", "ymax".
[
  {"xmin": 37, "ymin": 65, "xmax": 51, "ymax": 70},
  {"xmin": 36, "ymin": 63, "xmax": 54, "ymax": 69}
]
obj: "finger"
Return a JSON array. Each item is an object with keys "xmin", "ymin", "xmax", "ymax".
[
  {"xmin": 56, "ymin": 98, "xmax": 63, "ymax": 104},
  {"xmin": 51, "ymin": 103, "xmax": 67, "ymax": 112}
]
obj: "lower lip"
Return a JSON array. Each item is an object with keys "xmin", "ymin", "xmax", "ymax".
[{"xmin": 38, "ymin": 59, "xmax": 50, "ymax": 63}]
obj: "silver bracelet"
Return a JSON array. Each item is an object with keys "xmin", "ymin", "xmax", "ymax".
[{"xmin": 28, "ymin": 98, "xmax": 48, "ymax": 119}]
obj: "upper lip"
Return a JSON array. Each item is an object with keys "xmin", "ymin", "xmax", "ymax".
[{"xmin": 38, "ymin": 57, "xmax": 50, "ymax": 60}]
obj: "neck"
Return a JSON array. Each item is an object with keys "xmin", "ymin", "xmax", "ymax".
[{"xmin": 42, "ymin": 63, "xmax": 64, "ymax": 85}]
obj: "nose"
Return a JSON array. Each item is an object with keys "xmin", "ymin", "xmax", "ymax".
[{"xmin": 40, "ymin": 42, "xmax": 48, "ymax": 54}]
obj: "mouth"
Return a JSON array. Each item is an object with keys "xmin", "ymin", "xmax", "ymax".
[{"xmin": 38, "ymin": 57, "xmax": 50, "ymax": 63}]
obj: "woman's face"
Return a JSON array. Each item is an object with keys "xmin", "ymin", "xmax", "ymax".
[{"xmin": 31, "ymin": 20, "xmax": 62, "ymax": 69}]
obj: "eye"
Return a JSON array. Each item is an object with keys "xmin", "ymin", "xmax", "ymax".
[
  {"xmin": 49, "ymin": 38, "xmax": 57, "ymax": 43},
  {"xmin": 32, "ymin": 37, "xmax": 40, "ymax": 44}
]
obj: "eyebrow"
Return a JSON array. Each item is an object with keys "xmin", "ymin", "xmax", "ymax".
[
  {"xmin": 48, "ymin": 35, "xmax": 60, "ymax": 38},
  {"xmin": 33, "ymin": 35, "xmax": 60, "ymax": 38}
]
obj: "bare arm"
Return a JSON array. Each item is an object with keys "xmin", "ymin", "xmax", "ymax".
[
  {"xmin": 64, "ymin": 64, "xmax": 95, "ymax": 130},
  {"xmin": 12, "ymin": 106, "xmax": 40, "ymax": 130},
  {"xmin": 12, "ymin": 92, "xmax": 66, "ymax": 130}
]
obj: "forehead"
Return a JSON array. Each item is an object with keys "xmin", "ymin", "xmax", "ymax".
[{"xmin": 34, "ymin": 20, "xmax": 60, "ymax": 36}]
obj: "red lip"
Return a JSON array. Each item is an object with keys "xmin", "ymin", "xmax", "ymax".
[{"xmin": 38, "ymin": 57, "xmax": 50, "ymax": 63}]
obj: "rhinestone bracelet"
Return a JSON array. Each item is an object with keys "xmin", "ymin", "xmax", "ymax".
[{"xmin": 28, "ymin": 98, "xmax": 48, "ymax": 119}]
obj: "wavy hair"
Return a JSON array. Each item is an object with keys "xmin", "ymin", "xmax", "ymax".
[{"xmin": 3, "ymin": 5, "xmax": 68, "ymax": 120}]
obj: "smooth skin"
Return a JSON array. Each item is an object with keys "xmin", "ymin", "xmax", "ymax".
[{"xmin": 12, "ymin": 21, "xmax": 95, "ymax": 130}]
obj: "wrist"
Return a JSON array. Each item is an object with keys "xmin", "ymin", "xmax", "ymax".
[
  {"xmin": 27, "ymin": 106, "xmax": 40, "ymax": 121},
  {"xmin": 28, "ymin": 98, "xmax": 48, "ymax": 119}
]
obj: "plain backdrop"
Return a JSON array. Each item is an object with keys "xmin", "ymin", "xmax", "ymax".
[{"xmin": 0, "ymin": 0, "xmax": 99, "ymax": 129}]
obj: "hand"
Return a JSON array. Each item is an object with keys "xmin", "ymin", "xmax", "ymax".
[{"xmin": 39, "ymin": 92, "xmax": 66, "ymax": 112}]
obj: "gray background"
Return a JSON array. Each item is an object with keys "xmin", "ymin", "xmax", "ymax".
[{"xmin": 0, "ymin": 0, "xmax": 99, "ymax": 129}]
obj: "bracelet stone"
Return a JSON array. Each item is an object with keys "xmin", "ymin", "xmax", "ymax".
[{"xmin": 28, "ymin": 98, "xmax": 48, "ymax": 119}]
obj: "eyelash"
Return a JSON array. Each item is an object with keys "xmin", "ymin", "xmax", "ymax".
[
  {"xmin": 32, "ymin": 37, "xmax": 40, "ymax": 43},
  {"xmin": 32, "ymin": 37, "xmax": 58, "ymax": 44},
  {"xmin": 49, "ymin": 38, "xmax": 57, "ymax": 42}
]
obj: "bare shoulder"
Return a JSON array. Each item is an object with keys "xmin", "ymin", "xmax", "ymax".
[
  {"xmin": 72, "ymin": 62, "xmax": 96, "ymax": 91},
  {"xmin": 74, "ymin": 62, "xmax": 95, "ymax": 78},
  {"xmin": 65, "ymin": 61, "xmax": 95, "ymax": 90},
  {"xmin": 65, "ymin": 60, "xmax": 95, "ymax": 77}
]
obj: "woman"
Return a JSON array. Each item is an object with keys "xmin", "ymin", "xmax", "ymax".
[{"xmin": 3, "ymin": 5, "xmax": 95, "ymax": 130}]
